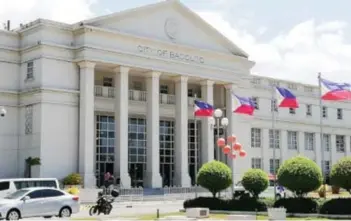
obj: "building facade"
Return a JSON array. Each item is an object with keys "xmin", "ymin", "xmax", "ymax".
[{"xmin": 0, "ymin": 0, "xmax": 351, "ymax": 188}]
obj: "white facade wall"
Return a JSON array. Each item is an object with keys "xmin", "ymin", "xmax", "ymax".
[{"xmin": 0, "ymin": 0, "xmax": 350, "ymax": 187}]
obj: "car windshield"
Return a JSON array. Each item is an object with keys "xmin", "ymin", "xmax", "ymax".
[{"xmin": 4, "ymin": 189, "xmax": 30, "ymax": 199}]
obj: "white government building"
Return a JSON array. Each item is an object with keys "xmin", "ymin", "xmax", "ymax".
[{"xmin": 1, "ymin": 0, "xmax": 350, "ymax": 189}]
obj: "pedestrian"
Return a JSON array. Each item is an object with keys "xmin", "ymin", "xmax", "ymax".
[{"xmin": 104, "ymin": 172, "xmax": 111, "ymax": 189}]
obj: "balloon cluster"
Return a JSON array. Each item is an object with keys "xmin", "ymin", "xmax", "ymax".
[{"xmin": 216, "ymin": 135, "xmax": 246, "ymax": 160}]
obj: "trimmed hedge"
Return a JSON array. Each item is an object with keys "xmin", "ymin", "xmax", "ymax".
[
  {"xmin": 320, "ymin": 198, "xmax": 351, "ymax": 215},
  {"xmin": 184, "ymin": 197, "xmax": 268, "ymax": 211},
  {"xmin": 273, "ymin": 198, "xmax": 319, "ymax": 213},
  {"xmin": 241, "ymin": 169, "xmax": 269, "ymax": 198}
]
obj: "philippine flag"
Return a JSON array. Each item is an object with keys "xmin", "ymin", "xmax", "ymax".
[
  {"xmin": 320, "ymin": 78, "xmax": 351, "ymax": 101},
  {"xmin": 232, "ymin": 93, "xmax": 255, "ymax": 115},
  {"xmin": 276, "ymin": 87, "xmax": 299, "ymax": 108},
  {"xmin": 194, "ymin": 100, "xmax": 214, "ymax": 117}
]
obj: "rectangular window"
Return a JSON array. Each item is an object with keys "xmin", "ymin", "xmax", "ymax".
[
  {"xmin": 305, "ymin": 132, "xmax": 315, "ymax": 151},
  {"xmin": 287, "ymin": 131, "xmax": 298, "ymax": 150},
  {"xmin": 269, "ymin": 129, "xmax": 280, "ymax": 149},
  {"xmin": 337, "ymin": 108, "xmax": 343, "ymax": 120},
  {"xmin": 252, "ymin": 97, "xmax": 259, "ymax": 110},
  {"xmin": 160, "ymin": 85, "xmax": 168, "ymax": 94},
  {"xmin": 251, "ymin": 158, "xmax": 262, "ymax": 169},
  {"xmin": 103, "ymin": 77, "xmax": 113, "ymax": 87},
  {"xmin": 269, "ymin": 159, "xmax": 280, "ymax": 174},
  {"xmin": 271, "ymin": 99, "xmax": 278, "ymax": 112},
  {"xmin": 322, "ymin": 160, "xmax": 330, "ymax": 175},
  {"xmin": 251, "ymin": 128, "xmax": 261, "ymax": 148},
  {"xmin": 336, "ymin": 135, "xmax": 345, "ymax": 152},
  {"xmin": 0, "ymin": 181, "xmax": 10, "ymax": 191},
  {"xmin": 322, "ymin": 106, "xmax": 328, "ymax": 118},
  {"xmin": 25, "ymin": 105, "xmax": 33, "ymax": 135},
  {"xmin": 288, "ymin": 83, "xmax": 297, "ymax": 90},
  {"xmin": 289, "ymin": 108, "xmax": 296, "ymax": 114},
  {"xmin": 323, "ymin": 134, "xmax": 330, "ymax": 152},
  {"xmin": 304, "ymin": 86, "xmax": 313, "ymax": 92},
  {"xmin": 306, "ymin": 104, "xmax": 312, "ymax": 116},
  {"xmin": 26, "ymin": 61, "xmax": 34, "ymax": 79},
  {"xmin": 251, "ymin": 78, "xmax": 261, "ymax": 85}
]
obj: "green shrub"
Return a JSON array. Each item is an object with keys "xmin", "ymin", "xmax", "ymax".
[
  {"xmin": 241, "ymin": 169, "xmax": 269, "ymax": 198},
  {"xmin": 273, "ymin": 198, "xmax": 319, "ymax": 213},
  {"xmin": 197, "ymin": 160, "xmax": 232, "ymax": 197},
  {"xmin": 320, "ymin": 198, "xmax": 351, "ymax": 215},
  {"xmin": 183, "ymin": 197, "xmax": 268, "ymax": 211},
  {"xmin": 63, "ymin": 173, "xmax": 82, "ymax": 185},
  {"xmin": 277, "ymin": 156, "xmax": 322, "ymax": 196},
  {"xmin": 330, "ymin": 157, "xmax": 351, "ymax": 193}
]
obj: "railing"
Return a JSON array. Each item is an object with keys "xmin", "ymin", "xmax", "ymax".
[{"xmin": 95, "ymin": 86, "xmax": 198, "ymax": 106}]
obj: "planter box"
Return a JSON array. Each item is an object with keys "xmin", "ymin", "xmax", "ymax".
[
  {"xmin": 186, "ymin": 208, "xmax": 209, "ymax": 218},
  {"xmin": 268, "ymin": 208, "xmax": 286, "ymax": 220}
]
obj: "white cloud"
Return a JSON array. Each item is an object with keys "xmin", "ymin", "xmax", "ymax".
[
  {"xmin": 0, "ymin": 0, "xmax": 97, "ymax": 28},
  {"xmin": 197, "ymin": 11, "xmax": 351, "ymax": 85}
]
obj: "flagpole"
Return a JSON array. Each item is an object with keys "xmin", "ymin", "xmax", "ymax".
[
  {"xmin": 271, "ymin": 84, "xmax": 277, "ymax": 201},
  {"xmin": 318, "ymin": 73, "xmax": 325, "ymax": 186},
  {"xmin": 194, "ymin": 94, "xmax": 198, "ymax": 198}
]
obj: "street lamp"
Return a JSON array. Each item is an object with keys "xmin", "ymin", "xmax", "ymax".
[{"xmin": 210, "ymin": 108, "xmax": 229, "ymax": 161}]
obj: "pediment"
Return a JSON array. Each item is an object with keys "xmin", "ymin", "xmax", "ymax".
[{"xmin": 81, "ymin": 0, "xmax": 248, "ymax": 58}]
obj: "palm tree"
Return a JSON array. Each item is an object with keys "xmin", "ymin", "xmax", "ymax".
[{"xmin": 25, "ymin": 157, "xmax": 41, "ymax": 178}]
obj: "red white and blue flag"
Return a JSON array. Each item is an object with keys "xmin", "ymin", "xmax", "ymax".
[
  {"xmin": 232, "ymin": 93, "xmax": 255, "ymax": 115},
  {"xmin": 194, "ymin": 100, "xmax": 214, "ymax": 117},
  {"xmin": 320, "ymin": 78, "xmax": 351, "ymax": 101},
  {"xmin": 275, "ymin": 87, "xmax": 299, "ymax": 108}
]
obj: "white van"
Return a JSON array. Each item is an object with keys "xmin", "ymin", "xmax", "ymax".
[{"xmin": 0, "ymin": 178, "xmax": 60, "ymax": 198}]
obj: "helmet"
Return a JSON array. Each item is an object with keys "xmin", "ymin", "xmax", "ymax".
[{"xmin": 111, "ymin": 189, "xmax": 119, "ymax": 197}]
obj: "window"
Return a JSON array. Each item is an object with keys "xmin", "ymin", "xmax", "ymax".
[
  {"xmin": 323, "ymin": 134, "xmax": 330, "ymax": 152},
  {"xmin": 41, "ymin": 189, "xmax": 64, "ymax": 198},
  {"xmin": 306, "ymin": 104, "xmax": 312, "ymax": 116},
  {"xmin": 251, "ymin": 78, "xmax": 261, "ymax": 85},
  {"xmin": 27, "ymin": 190, "xmax": 43, "ymax": 199},
  {"xmin": 160, "ymin": 85, "xmax": 168, "ymax": 94},
  {"xmin": 269, "ymin": 129, "xmax": 280, "ymax": 149},
  {"xmin": 251, "ymin": 158, "xmax": 262, "ymax": 169},
  {"xmin": 305, "ymin": 132, "xmax": 315, "ymax": 151},
  {"xmin": 133, "ymin": 81, "xmax": 143, "ymax": 91},
  {"xmin": 269, "ymin": 80, "xmax": 279, "ymax": 87},
  {"xmin": 103, "ymin": 77, "xmax": 113, "ymax": 87},
  {"xmin": 304, "ymin": 86, "xmax": 313, "ymax": 92},
  {"xmin": 26, "ymin": 61, "xmax": 34, "ymax": 79},
  {"xmin": 252, "ymin": 97, "xmax": 259, "ymax": 110},
  {"xmin": 287, "ymin": 131, "xmax": 298, "ymax": 150},
  {"xmin": 251, "ymin": 128, "xmax": 261, "ymax": 148},
  {"xmin": 271, "ymin": 99, "xmax": 278, "ymax": 112},
  {"xmin": 322, "ymin": 106, "xmax": 328, "ymax": 118},
  {"xmin": 13, "ymin": 180, "xmax": 57, "ymax": 189},
  {"xmin": 288, "ymin": 83, "xmax": 297, "ymax": 90},
  {"xmin": 25, "ymin": 105, "xmax": 33, "ymax": 135},
  {"xmin": 322, "ymin": 160, "xmax": 330, "ymax": 175},
  {"xmin": 0, "ymin": 181, "xmax": 10, "ymax": 191},
  {"xmin": 289, "ymin": 108, "xmax": 295, "ymax": 114},
  {"xmin": 336, "ymin": 135, "xmax": 345, "ymax": 152},
  {"xmin": 337, "ymin": 108, "xmax": 343, "ymax": 120},
  {"xmin": 269, "ymin": 159, "xmax": 280, "ymax": 174}
]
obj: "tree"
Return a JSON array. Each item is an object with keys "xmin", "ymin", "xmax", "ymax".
[
  {"xmin": 277, "ymin": 156, "xmax": 322, "ymax": 196},
  {"xmin": 330, "ymin": 157, "xmax": 351, "ymax": 193},
  {"xmin": 241, "ymin": 169, "xmax": 269, "ymax": 198},
  {"xmin": 197, "ymin": 160, "xmax": 232, "ymax": 197},
  {"xmin": 25, "ymin": 157, "xmax": 41, "ymax": 178}
]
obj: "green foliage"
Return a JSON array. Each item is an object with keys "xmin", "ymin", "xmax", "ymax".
[
  {"xmin": 273, "ymin": 198, "xmax": 319, "ymax": 213},
  {"xmin": 277, "ymin": 156, "xmax": 322, "ymax": 196},
  {"xmin": 25, "ymin": 157, "xmax": 41, "ymax": 166},
  {"xmin": 330, "ymin": 157, "xmax": 351, "ymax": 193},
  {"xmin": 241, "ymin": 169, "xmax": 269, "ymax": 198},
  {"xmin": 320, "ymin": 198, "xmax": 351, "ymax": 215},
  {"xmin": 63, "ymin": 173, "xmax": 82, "ymax": 185},
  {"xmin": 318, "ymin": 185, "xmax": 326, "ymax": 198},
  {"xmin": 197, "ymin": 160, "xmax": 232, "ymax": 197}
]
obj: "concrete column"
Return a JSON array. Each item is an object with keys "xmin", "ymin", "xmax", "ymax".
[
  {"xmin": 331, "ymin": 134, "xmax": 337, "ymax": 165},
  {"xmin": 200, "ymin": 80, "xmax": 215, "ymax": 164},
  {"xmin": 298, "ymin": 131, "xmax": 305, "ymax": 156},
  {"xmin": 114, "ymin": 66, "xmax": 131, "ymax": 188},
  {"xmin": 78, "ymin": 61, "xmax": 96, "ymax": 188},
  {"xmin": 315, "ymin": 133, "xmax": 322, "ymax": 168},
  {"xmin": 280, "ymin": 130, "xmax": 288, "ymax": 162},
  {"xmin": 262, "ymin": 129, "xmax": 270, "ymax": 173},
  {"xmin": 345, "ymin": 136, "xmax": 350, "ymax": 157},
  {"xmin": 144, "ymin": 71, "xmax": 162, "ymax": 188},
  {"xmin": 174, "ymin": 76, "xmax": 191, "ymax": 187}
]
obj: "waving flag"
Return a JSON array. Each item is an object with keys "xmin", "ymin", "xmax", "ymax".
[
  {"xmin": 232, "ymin": 93, "xmax": 255, "ymax": 115},
  {"xmin": 194, "ymin": 100, "xmax": 214, "ymax": 117},
  {"xmin": 276, "ymin": 87, "xmax": 299, "ymax": 108},
  {"xmin": 320, "ymin": 78, "xmax": 351, "ymax": 101}
]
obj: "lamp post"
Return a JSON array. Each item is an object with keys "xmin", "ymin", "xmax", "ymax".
[{"xmin": 211, "ymin": 109, "xmax": 229, "ymax": 161}]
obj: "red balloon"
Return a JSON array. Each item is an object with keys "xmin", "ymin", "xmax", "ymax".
[
  {"xmin": 217, "ymin": 138, "xmax": 225, "ymax": 147},
  {"xmin": 227, "ymin": 135, "xmax": 237, "ymax": 144},
  {"xmin": 229, "ymin": 153, "xmax": 237, "ymax": 159},
  {"xmin": 223, "ymin": 145, "xmax": 231, "ymax": 154},
  {"xmin": 233, "ymin": 143, "xmax": 242, "ymax": 151},
  {"xmin": 239, "ymin": 150, "xmax": 247, "ymax": 157}
]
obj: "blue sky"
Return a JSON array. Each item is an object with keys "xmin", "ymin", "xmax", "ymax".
[{"xmin": 1, "ymin": 0, "xmax": 351, "ymax": 84}]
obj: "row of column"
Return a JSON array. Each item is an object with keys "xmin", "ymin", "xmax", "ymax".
[{"xmin": 77, "ymin": 61, "xmax": 225, "ymax": 188}]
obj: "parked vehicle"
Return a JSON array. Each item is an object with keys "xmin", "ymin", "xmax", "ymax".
[
  {"xmin": 0, "ymin": 178, "xmax": 60, "ymax": 198},
  {"xmin": 0, "ymin": 187, "xmax": 80, "ymax": 220},
  {"xmin": 89, "ymin": 189, "xmax": 119, "ymax": 216}
]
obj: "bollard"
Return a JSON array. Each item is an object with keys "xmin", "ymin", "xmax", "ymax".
[{"xmin": 157, "ymin": 208, "xmax": 160, "ymax": 219}]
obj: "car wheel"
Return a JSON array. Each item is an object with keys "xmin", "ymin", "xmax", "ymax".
[
  {"xmin": 6, "ymin": 209, "xmax": 20, "ymax": 220},
  {"xmin": 59, "ymin": 207, "xmax": 71, "ymax": 218}
]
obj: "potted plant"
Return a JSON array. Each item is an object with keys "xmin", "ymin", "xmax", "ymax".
[
  {"xmin": 25, "ymin": 157, "xmax": 41, "ymax": 178},
  {"xmin": 63, "ymin": 173, "xmax": 82, "ymax": 189}
]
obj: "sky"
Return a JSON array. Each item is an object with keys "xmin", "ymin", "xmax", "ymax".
[{"xmin": 1, "ymin": 0, "xmax": 351, "ymax": 85}]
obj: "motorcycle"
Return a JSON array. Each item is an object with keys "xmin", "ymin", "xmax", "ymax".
[{"xmin": 89, "ymin": 189, "xmax": 119, "ymax": 216}]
